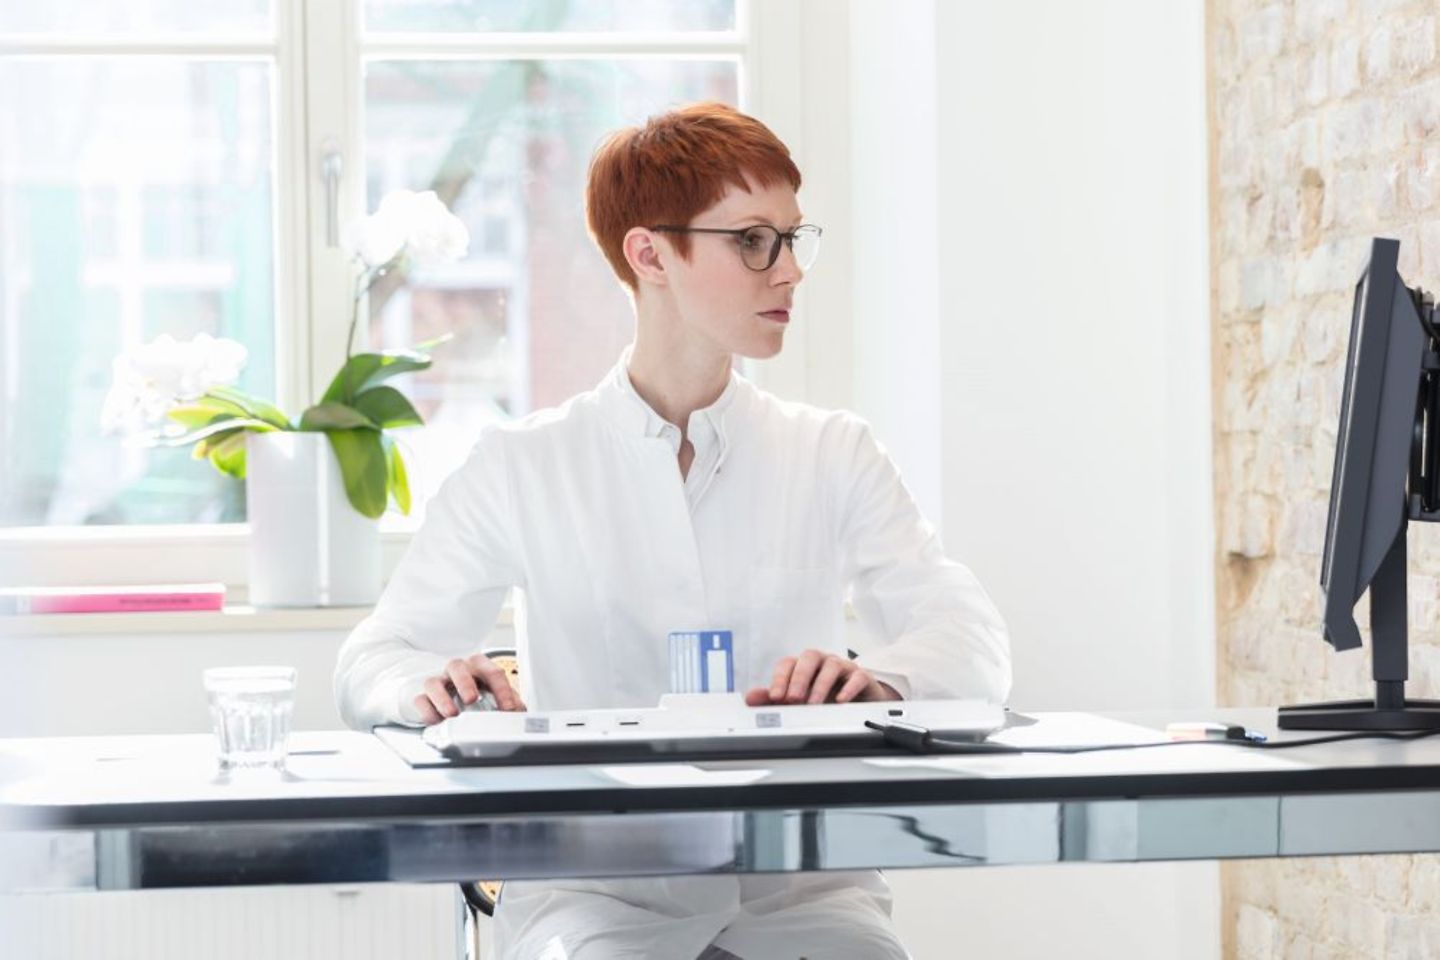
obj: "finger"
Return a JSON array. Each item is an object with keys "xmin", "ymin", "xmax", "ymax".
[
  {"xmin": 745, "ymin": 686, "xmax": 776, "ymax": 707},
  {"xmin": 423, "ymin": 676, "xmax": 460, "ymax": 718},
  {"xmin": 786, "ymin": 650, "xmax": 826, "ymax": 704},
  {"xmin": 769, "ymin": 657, "xmax": 797, "ymax": 700},
  {"xmin": 413, "ymin": 694, "xmax": 443, "ymax": 726},
  {"xmin": 446, "ymin": 659, "xmax": 481, "ymax": 706},
  {"xmin": 469, "ymin": 655, "xmax": 523, "ymax": 712},
  {"xmin": 808, "ymin": 657, "xmax": 847, "ymax": 704},
  {"xmin": 834, "ymin": 667, "xmax": 873, "ymax": 704}
]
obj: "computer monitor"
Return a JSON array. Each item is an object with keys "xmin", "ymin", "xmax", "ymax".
[{"xmin": 1279, "ymin": 237, "xmax": 1440, "ymax": 730}]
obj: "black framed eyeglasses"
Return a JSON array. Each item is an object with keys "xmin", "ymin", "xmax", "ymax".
[{"xmin": 650, "ymin": 223, "xmax": 822, "ymax": 272}]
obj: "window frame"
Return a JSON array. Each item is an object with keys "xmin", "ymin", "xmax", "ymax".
[{"xmin": 1, "ymin": 0, "xmax": 817, "ymax": 593}]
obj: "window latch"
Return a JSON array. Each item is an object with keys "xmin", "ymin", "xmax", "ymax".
[{"xmin": 321, "ymin": 144, "xmax": 344, "ymax": 248}]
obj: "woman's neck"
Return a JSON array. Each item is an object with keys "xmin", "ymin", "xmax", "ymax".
[{"xmin": 626, "ymin": 302, "xmax": 732, "ymax": 431}]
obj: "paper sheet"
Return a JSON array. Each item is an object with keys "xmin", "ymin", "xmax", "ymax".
[
  {"xmin": 598, "ymin": 764, "xmax": 771, "ymax": 787},
  {"xmin": 990, "ymin": 712, "xmax": 1170, "ymax": 748}
]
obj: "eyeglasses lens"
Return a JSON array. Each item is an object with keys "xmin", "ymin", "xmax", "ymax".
[
  {"xmin": 738, "ymin": 225, "xmax": 821, "ymax": 272},
  {"xmin": 738, "ymin": 226, "xmax": 778, "ymax": 271},
  {"xmin": 790, "ymin": 226, "xmax": 821, "ymax": 271}
]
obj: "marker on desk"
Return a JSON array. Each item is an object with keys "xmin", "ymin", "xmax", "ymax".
[{"xmin": 1166, "ymin": 721, "xmax": 1266, "ymax": 743}]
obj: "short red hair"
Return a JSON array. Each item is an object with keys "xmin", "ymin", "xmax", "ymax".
[{"xmin": 585, "ymin": 102, "xmax": 802, "ymax": 292}]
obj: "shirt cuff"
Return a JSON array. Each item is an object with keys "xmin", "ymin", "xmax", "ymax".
[
  {"xmin": 388, "ymin": 672, "xmax": 432, "ymax": 728},
  {"xmin": 862, "ymin": 667, "xmax": 912, "ymax": 700}
]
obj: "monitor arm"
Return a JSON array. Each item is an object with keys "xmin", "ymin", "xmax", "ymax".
[{"xmin": 1409, "ymin": 288, "xmax": 1440, "ymax": 521}]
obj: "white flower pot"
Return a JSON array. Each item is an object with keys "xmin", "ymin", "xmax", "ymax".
[{"xmin": 245, "ymin": 432, "xmax": 381, "ymax": 608}]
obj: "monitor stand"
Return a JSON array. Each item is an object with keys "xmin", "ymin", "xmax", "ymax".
[
  {"xmin": 1281, "ymin": 531, "xmax": 1440, "ymax": 729},
  {"xmin": 1278, "ymin": 683, "xmax": 1440, "ymax": 730}
]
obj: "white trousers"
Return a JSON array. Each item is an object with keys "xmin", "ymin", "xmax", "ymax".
[{"xmin": 493, "ymin": 871, "xmax": 911, "ymax": 960}]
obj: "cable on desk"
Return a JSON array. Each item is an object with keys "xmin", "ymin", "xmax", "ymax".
[{"xmin": 863, "ymin": 720, "xmax": 1440, "ymax": 755}]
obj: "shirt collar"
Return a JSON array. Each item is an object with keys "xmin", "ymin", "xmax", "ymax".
[{"xmin": 598, "ymin": 343, "xmax": 742, "ymax": 444}]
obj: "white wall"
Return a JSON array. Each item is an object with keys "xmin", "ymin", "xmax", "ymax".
[
  {"xmin": 848, "ymin": 0, "xmax": 944, "ymax": 526},
  {"xmin": 936, "ymin": 0, "xmax": 1215, "ymax": 716},
  {"xmin": 835, "ymin": 1, "xmax": 1219, "ymax": 958},
  {"xmin": 0, "ymin": 627, "xmax": 358, "ymax": 738}
]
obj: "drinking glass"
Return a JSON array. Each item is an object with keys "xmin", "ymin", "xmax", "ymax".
[{"xmin": 203, "ymin": 666, "xmax": 296, "ymax": 770}]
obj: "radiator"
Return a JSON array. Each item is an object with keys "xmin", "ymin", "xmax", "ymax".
[{"xmin": 0, "ymin": 885, "xmax": 464, "ymax": 959}]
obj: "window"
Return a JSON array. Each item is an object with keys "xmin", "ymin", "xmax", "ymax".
[
  {"xmin": 0, "ymin": 10, "xmax": 282, "ymax": 527},
  {"xmin": 1, "ymin": 0, "xmax": 813, "ymax": 588}
]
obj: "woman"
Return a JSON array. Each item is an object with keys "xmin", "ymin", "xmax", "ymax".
[{"xmin": 335, "ymin": 101, "xmax": 1011, "ymax": 960}]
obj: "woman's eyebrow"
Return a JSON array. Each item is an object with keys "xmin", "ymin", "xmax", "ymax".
[{"xmin": 727, "ymin": 215, "xmax": 807, "ymax": 228}]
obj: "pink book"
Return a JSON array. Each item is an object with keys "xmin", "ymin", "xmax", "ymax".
[{"xmin": 0, "ymin": 584, "xmax": 226, "ymax": 615}]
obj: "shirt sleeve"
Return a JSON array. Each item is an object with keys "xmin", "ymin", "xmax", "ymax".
[
  {"xmin": 834, "ymin": 419, "xmax": 1012, "ymax": 704},
  {"xmin": 333, "ymin": 427, "xmax": 525, "ymax": 730}
]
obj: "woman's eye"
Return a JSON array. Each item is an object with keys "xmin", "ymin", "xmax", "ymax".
[{"xmin": 739, "ymin": 230, "xmax": 768, "ymax": 250}]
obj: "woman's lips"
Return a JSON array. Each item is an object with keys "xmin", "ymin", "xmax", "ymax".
[{"xmin": 759, "ymin": 310, "xmax": 790, "ymax": 323}]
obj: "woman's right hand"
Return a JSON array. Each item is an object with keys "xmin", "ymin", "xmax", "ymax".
[{"xmin": 413, "ymin": 654, "xmax": 526, "ymax": 725}]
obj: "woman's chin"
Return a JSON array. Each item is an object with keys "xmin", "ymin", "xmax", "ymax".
[{"xmin": 736, "ymin": 333, "xmax": 785, "ymax": 361}]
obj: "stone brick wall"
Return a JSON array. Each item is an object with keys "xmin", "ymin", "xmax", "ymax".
[{"xmin": 1209, "ymin": 0, "xmax": 1440, "ymax": 956}]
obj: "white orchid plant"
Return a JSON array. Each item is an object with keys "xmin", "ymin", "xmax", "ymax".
[{"xmin": 101, "ymin": 189, "xmax": 468, "ymax": 519}]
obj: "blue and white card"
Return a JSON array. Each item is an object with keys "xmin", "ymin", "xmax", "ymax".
[{"xmin": 668, "ymin": 630, "xmax": 735, "ymax": 694}]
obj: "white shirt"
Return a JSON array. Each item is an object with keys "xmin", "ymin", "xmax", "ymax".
[
  {"xmin": 335, "ymin": 348, "xmax": 1010, "ymax": 728},
  {"xmin": 614, "ymin": 353, "xmax": 730, "ymax": 512},
  {"xmin": 333, "ymin": 346, "xmax": 1012, "ymax": 959}
]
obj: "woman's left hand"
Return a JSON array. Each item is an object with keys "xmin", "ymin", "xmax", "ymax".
[{"xmin": 745, "ymin": 649, "xmax": 902, "ymax": 706}]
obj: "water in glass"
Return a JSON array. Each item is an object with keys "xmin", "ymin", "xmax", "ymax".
[{"xmin": 204, "ymin": 667, "xmax": 295, "ymax": 769}]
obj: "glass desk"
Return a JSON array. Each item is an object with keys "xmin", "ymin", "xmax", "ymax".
[{"xmin": 3, "ymin": 709, "xmax": 1439, "ymax": 892}]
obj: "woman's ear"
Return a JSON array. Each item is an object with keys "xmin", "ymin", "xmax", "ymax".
[{"xmin": 622, "ymin": 227, "xmax": 669, "ymax": 288}]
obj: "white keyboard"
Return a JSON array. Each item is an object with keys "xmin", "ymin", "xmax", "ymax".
[{"xmin": 421, "ymin": 693, "xmax": 1005, "ymax": 763}]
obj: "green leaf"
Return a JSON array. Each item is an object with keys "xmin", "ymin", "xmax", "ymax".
[
  {"xmin": 205, "ymin": 430, "xmax": 249, "ymax": 479},
  {"xmin": 203, "ymin": 386, "xmax": 291, "ymax": 429},
  {"xmin": 179, "ymin": 392, "xmax": 252, "ymax": 421},
  {"xmin": 166, "ymin": 403, "xmax": 233, "ymax": 431},
  {"xmin": 298, "ymin": 402, "xmax": 377, "ymax": 432},
  {"xmin": 163, "ymin": 417, "xmax": 277, "ymax": 447},
  {"xmin": 384, "ymin": 437, "xmax": 412, "ymax": 515},
  {"xmin": 351, "ymin": 385, "xmax": 423, "ymax": 429},
  {"xmin": 412, "ymin": 332, "xmax": 455, "ymax": 354},
  {"xmin": 322, "ymin": 349, "xmax": 434, "ymax": 405},
  {"xmin": 193, "ymin": 428, "xmax": 226, "ymax": 463},
  {"xmin": 327, "ymin": 428, "xmax": 388, "ymax": 519}
]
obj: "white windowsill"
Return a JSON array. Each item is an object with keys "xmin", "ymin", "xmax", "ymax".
[
  {"xmin": 3, "ymin": 598, "xmax": 517, "ymax": 637},
  {"xmin": 4, "ymin": 604, "xmax": 374, "ymax": 637},
  {"xmin": 0, "ymin": 524, "xmax": 418, "ymax": 601}
]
